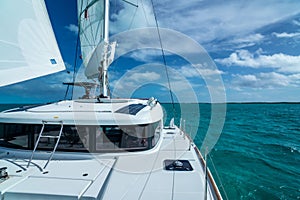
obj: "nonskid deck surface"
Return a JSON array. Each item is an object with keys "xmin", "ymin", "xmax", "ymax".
[{"xmin": 0, "ymin": 127, "xmax": 215, "ymax": 200}]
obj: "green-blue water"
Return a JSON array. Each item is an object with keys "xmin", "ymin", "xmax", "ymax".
[
  {"xmin": 162, "ymin": 103, "xmax": 300, "ymax": 200},
  {"xmin": 1, "ymin": 103, "xmax": 299, "ymax": 199}
]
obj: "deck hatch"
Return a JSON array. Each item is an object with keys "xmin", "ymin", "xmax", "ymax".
[
  {"xmin": 115, "ymin": 104, "xmax": 146, "ymax": 115},
  {"xmin": 164, "ymin": 160, "xmax": 193, "ymax": 171}
]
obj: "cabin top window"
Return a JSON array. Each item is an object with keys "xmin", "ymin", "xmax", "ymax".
[{"xmin": 0, "ymin": 122, "xmax": 161, "ymax": 153}]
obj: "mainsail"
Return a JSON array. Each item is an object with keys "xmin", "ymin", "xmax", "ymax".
[
  {"xmin": 0, "ymin": 0, "xmax": 65, "ymax": 87},
  {"xmin": 78, "ymin": 0, "xmax": 116, "ymax": 80},
  {"xmin": 78, "ymin": 0, "xmax": 105, "ymax": 72}
]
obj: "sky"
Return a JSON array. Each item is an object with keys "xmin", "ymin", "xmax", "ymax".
[{"xmin": 1, "ymin": 0, "xmax": 300, "ymax": 103}]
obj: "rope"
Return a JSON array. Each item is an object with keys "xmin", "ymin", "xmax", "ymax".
[{"xmin": 150, "ymin": 0, "xmax": 176, "ymax": 118}]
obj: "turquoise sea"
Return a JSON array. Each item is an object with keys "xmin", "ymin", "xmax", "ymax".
[
  {"xmin": 162, "ymin": 103, "xmax": 300, "ymax": 200},
  {"xmin": 1, "ymin": 103, "xmax": 299, "ymax": 199}
]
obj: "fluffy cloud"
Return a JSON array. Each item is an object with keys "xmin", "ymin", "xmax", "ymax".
[
  {"xmin": 65, "ymin": 24, "xmax": 78, "ymax": 35},
  {"xmin": 272, "ymin": 32, "xmax": 300, "ymax": 38},
  {"xmin": 215, "ymin": 49, "xmax": 300, "ymax": 73},
  {"xmin": 231, "ymin": 72, "xmax": 300, "ymax": 90}
]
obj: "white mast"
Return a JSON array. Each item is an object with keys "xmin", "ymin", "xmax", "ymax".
[
  {"xmin": 102, "ymin": 0, "xmax": 110, "ymax": 97},
  {"xmin": 78, "ymin": 0, "xmax": 116, "ymax": 97}
]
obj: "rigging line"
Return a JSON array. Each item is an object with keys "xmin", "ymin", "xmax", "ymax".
[
  {"xmin": 63, "ymin": 81, "xmax": 70, "ymax": 100},
  {"xmin": 71, "ymin": 13, "xmax": 82, "ymax": 100},
  {"xmin": 64, "ymin": 31, "xmax": 79, "ymax": 100},
  {"xmin": 127, "ymin": 0, "xmax": 139, "ymax": 30},
  {"xmin": 122, "ymin": 0, "xmax": 138, "ymax": 7},
  {"xmin": 78, "ymin": 0, "xmax": 99, "ymax": 18},
  {"xmin": 64, "ymin": 0, "xmax": 84, "ymax": 100},
  {"xmin": 208, "ymin": 153, "xmax": 229, "ymax": 200},
  {"xmin": 78, "ymin": 1, "xmax": 94, "ymax": 49},
  {"xmin": 150, "ymin": 0, "xmax": 176, "ymax": 117},
  {"xmin": 171, "ymin": 137, "xmax": 176, "ymax": 200},
  {"xmin": 141, "ymin": 0, "xmax": 149, "ymax": 26}
]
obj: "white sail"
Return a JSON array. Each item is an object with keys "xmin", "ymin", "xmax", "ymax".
[
  {"xmin": 78, "ymin": 0, "xmax": 116, "ymax": 79},
  {"xmin": 0, "ymin": 0, "xmax": 65, "ymax": 87},
  {"xmin": 78, "ymin": 0, "xmax": 105, "ymax": 76}
]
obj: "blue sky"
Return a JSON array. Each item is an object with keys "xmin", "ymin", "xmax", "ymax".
[{"xmin": 1, "ymin": 0, "xmax": 300, "ymax": 103}]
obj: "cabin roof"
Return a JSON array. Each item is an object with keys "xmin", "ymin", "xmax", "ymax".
[{"xmin": 0, "ymin": 99, "xmax": 163, "ymax": 125}]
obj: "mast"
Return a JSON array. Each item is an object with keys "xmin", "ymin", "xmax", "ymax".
[
  {"xmin": 78, "ymin": 0, "xmax": 116, "ymax": 98},
  {"xmin": 102, "ymin": 0, "xmax": 110, "ymax": 97}
]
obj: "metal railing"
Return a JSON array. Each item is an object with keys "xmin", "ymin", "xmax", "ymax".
[{"xmin": 27, "ymin": 120, "xmax": 63, "ymax": 170}]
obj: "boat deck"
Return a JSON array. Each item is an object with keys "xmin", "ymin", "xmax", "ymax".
[
  {"xmin": 102, "ymin": 127, "xmax": 212, "ymax": 200},
  {"xmin": 0, "ymin": 127, "xmax": 220, "ymax": 200}
]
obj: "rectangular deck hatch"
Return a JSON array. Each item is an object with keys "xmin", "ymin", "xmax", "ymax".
[{"xmin": 115, "ymin": 104, "xmax": 146, "ymax": 115}]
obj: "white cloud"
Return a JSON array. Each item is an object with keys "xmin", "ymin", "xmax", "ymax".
[
  {"xmin": 180, "ymin": 65, "xmax": 224, "ymax": 78},
  {"xmin": 110, "ymin": 64, "xmax": 203, "ymax": 102},
  {"xmin": 127, "ymin": 71, "xmax": 161, "ymax": 82},
  {"xmin": 124, "ymin": 49, "xmax": 163, "ymax": 63},
  {"xmin": 215, "ymin": 49, "xmax": 300, "ymax": 73},
  {"xmin": 292, "ymin": 19, "xmax": 300, "ymax": 26},
  {"xmin": 231, "ymin": 72, "xmax": 294, "ymax": 89},
  {"xmin": 232, "ymin": 34, "xmax": 264, "ymax": 44},
  {"xmin": 152, "ymin": 0, "xmax": 300, "ymax": 46},
  {"xmin": 111, "ymin": 69, "xmax": 161, "ymax": 91},
  {"xmin": 65, "ymin": 24, "xmax": 78, "ymax": 35},
  {"xmin": 228, "ymin": 33, "xmax": 264, "ymax": 48},
  {"xmin": 272, "ymin": 32, "xmax": 300, "ymax": 38}
]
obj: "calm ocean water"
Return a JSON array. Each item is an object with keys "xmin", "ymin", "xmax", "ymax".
[{"xmin": 1, "ymin": 103, "xmax": 299, "ymax": 199}]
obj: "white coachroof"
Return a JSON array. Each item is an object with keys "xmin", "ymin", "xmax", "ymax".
[{"xmin": 0, "ymin": 99, "xmax": 163, "ymax": 125}]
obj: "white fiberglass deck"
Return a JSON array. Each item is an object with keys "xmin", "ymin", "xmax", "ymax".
[{"xmin": 0, "ymin": 127, "xmax": 219, "ymax": 200}]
